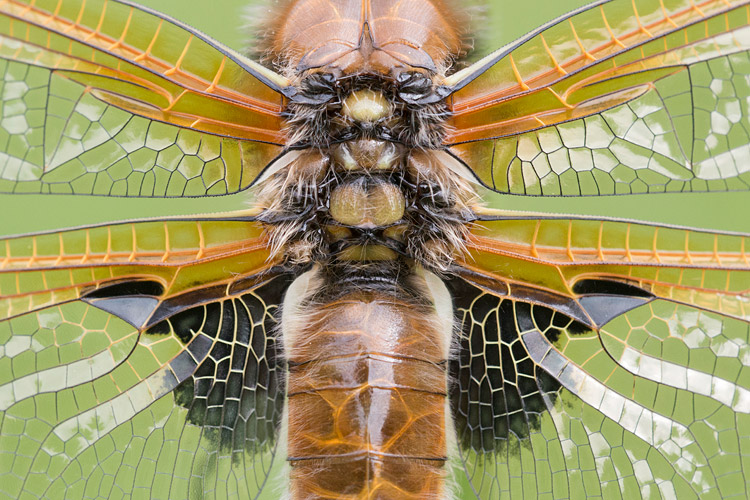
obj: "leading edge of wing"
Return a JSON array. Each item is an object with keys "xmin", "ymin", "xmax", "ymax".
[
  {"xmin": 0, "ymin": 213, "xmax": 278, "ymax": 323},
  {"xmin": 443, "ymin": 0, "xmax": 750, "ymax": 94},
  {"xmin": 0, "ymin": 0, "xmax": 290, "ymax": 94},
  {"xmin": 438, "ymin": 0, "xmax": 750, "ymax": 196},
  {"xmin": 0, "ymin": 0, "xmax": 296, "ymax": 196},
  {"xmin": 113, "ymin": 0, "xmax": 290, "ymax": 94},
  {"xmin": 0, "ymin": 0, "xmax": 290, "ymax": 142},
  {"xmin": 443, "ymin": 0, "xmax": 611, "ymax": 91},
  {"xmin": 457, "ymin": 212, "xmax": 750, "ymax": 327}
]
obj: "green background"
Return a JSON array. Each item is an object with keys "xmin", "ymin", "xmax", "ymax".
[{"xmin": 0, "ymin": 1, "xmax": 749, "ymax": 499}]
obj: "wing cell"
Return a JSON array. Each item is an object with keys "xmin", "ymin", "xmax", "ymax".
[
  {"xmin": 446, "ymin": 0, "xmax": 750, "ymax": 195},
  {"xmin": 0, "ymin": 0, "xmax": 289, "ymax": 196},
  {"xmin": 0, "ymin": 217, "xmax": 291, "ymax": 498},
  {"xmin": 449, "ymin": 212, "xmax": 750, "ymax": 498},
  {"xmin": 0, "ymin": 216, "xmax": 274, "ymax": 322},
  {"xmin": 450, "ymin": 257, "xmax": 750, "ymax": 499},
  {"xmin": 462, "ymin": 215, "xmax": 750, "ymax": 324}
]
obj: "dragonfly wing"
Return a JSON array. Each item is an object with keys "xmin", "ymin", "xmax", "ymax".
[
  {"xmin": 0, "ymin": 217, "xmax": 294, "ymax": 497},
  {"xmin": 465, "ymin": 215, "xmax": 750, "ymax": 324},
  {"xmin": 449, "ymin": 215, "xmax": 750, "ymax": 499},
  {"xmin": 448, "ymin": 277, "xmax": 594, "ymax": 500},
  {"xmin": 445, "ymin": 0, "xmax": 750, "ymax": 195},
  {"xmin": 0, "ymin": 0, "xmax": 288, "ymax": 196},
  {"xmin": 143, "ymin": 272, "xmax": 294, "ymax": 497},
  {"xmin": 0, "ymin": 216, "xmax": 274, "ymax": 319}
]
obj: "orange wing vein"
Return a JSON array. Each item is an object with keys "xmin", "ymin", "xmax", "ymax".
[
  {"xmin": 0, "ymin": 0, "xmax": 290, "ymax": 196},
  {"xmin": 446, "ymin": 0, "xmax": 750, "ymax": 195},
  {"xmin": 459, "ymin": 215, "xmax": 750, "ymax": 327},
  {"xmin": 0, "ymin": 216, "xmax": 276, "ymax": 322}
]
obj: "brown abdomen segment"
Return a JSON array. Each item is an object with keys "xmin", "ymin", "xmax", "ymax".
[{"xmin": 286, "ymin": 292, "xmax": 448, "ymax": 499}]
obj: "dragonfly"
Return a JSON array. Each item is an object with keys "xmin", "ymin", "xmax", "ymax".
[{"xmin": 0, "ymin": 0, "xmax": 749, "ymax": 498}]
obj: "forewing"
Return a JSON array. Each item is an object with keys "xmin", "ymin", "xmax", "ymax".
[
  {"xmin": 445, "ymin": 0, "xmax": 750, "ymax": 195},
  {"xmin": 0, "ymin": 217, "xmax": 294, "ymax": 497},
  {"xmin": 0, "ymin": 0, "xmax": 288, "ymax": 196},
  {"xmin": 449, "ymin": 216, "xmax": 750, "ymax": 499}
]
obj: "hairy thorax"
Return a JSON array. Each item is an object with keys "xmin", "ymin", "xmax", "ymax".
[
  {"xmin": 254, "ymin": 0, "xmax": 475, "ymax": 273},
  {"xmin": 251, "ymin": 2, "xmax": 473, "ymax": 498}
]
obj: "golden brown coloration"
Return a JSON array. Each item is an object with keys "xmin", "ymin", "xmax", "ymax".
[
  {"xmin": 254, "ymin": 0, "xmax": 476, "ymax": 268},
  {"xmin": 260, "ymin": 0, "xmax": 466, "ymax": 75},
  {"xmin": 254, "ymin": 1, "xmax": 472, "ymax": 498},
  {"xmin": 2, "ymin": 0, "xmax": 750, "ymax": 499},
  {"xmin": 284, "ymin": 279, "xmax": 450, "ymax": 500}
]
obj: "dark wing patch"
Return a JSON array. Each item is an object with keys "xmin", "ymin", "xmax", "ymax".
[
  {"xmin": 447, "ymin": 277, "xmax": 588, "ymax": 453},
  {"xmin": 146, "ymin": 273, "xmax": 294, "ymax": 455}
]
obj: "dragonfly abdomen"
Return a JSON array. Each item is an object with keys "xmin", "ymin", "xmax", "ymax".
[
  {"xmin": 254, "ymin": 2, "xmax": 472, "ymax": 496},
  {"xmin": 283, "ymin": 269, "xmax": 452, "ymax": 499}
]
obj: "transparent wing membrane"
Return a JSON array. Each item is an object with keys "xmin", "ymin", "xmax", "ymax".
[
  {"xmin": 0, "ymin": 213, "xmax": 291, "ymax": 497},
  {"xmin": 0, "ymin": 217, "xmax": 274, "ymax": 320},
  {"xmin": 0, "ymin": 0, "xmax": 287, "ymax": 196},
  {"xmin": 447, "ymin": 0, "xmax": 750, "ymax": 195},
  {"xmin": 1, "ymin": 0, "xmax": 749, "ymax": 499},
  {"xmin": 0, "ymin": 275, "xmax": 291, "ymax": 498},
  {"xmin": 450, "ymin": 215, "xmax": 750, "ymax": 499}
]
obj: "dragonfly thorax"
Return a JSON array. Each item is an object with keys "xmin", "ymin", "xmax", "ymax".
[{"xmin": 255, "ymin": 77, "xmax": 476, "ymax": 272}]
